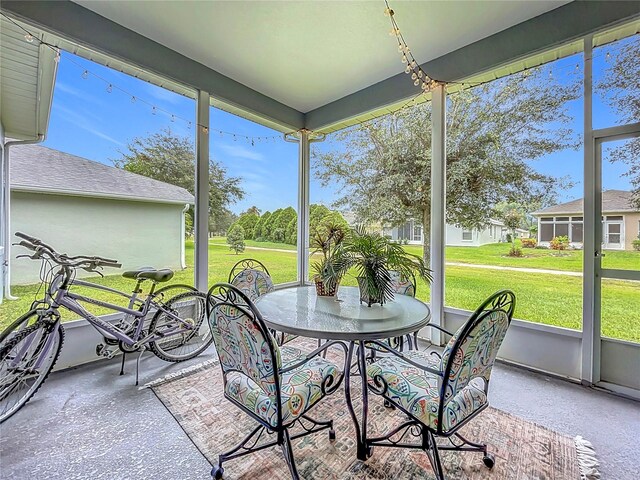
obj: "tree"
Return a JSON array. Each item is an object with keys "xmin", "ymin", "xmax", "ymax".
[
  {"xmin": 314, "ymin": 67, "xmax": 579, "ymax": 264},
  {"xmin": 226, "ymin": 224, "xmax": 245, "ymax": 254},
  {"xmin": 234, "ymin": 212, "xmax": 260, "ymax": 240},
  {"xmin": 113, "ymin": 128, "xmax": 245, "ymax": 216},
  {"xmin": 285, "ymin": 216, "xmax": 297, "ymax": 245},
  {"xmin": 262, "ymin": 208, "xmax": 282, "ymax": 240},
  {"xmin": 596, "ymin": 36, "xmax": 640, "ymax": 207},
  {"xmin": 244, "ymin": 206, "xmax": 262, "ymax": 216},
  {"xmin": 209, "ymin": 208, "xmax": 237, "ymax": 236},
  {"xmin": 253, "ymin": 211, "xmax": 271, "ymax": 240},
  {"xmin": 496, "ymin": 202, "xmax": 526, "ymax": 256},
  {"xmin": 269, "ymin": 207, "xmax": 296, "ymax": 242}
]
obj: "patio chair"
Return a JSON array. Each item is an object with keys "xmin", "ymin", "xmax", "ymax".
[
  {"xmin": 367, "ymin": 270, "xmax": 418, "ymax": 357},
  {"xmin": 365, "ymin": 290, "xmax": 516, "ymax": 479},
  {"xmin": 228, "ymin": 259, "xmax": 296, "ymax": 345},
  {"xmin": 206, "ymin": 283, "xmax": 345, "ymax": 479}
]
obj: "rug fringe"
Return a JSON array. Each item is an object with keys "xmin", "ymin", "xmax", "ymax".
[
  {"xmin": 142, "ymin": 358, "xmax": 219, "ymax": 389},
  {"xmin": 575, "ymin": 435, "xmax": 600, "ymax": 480}
]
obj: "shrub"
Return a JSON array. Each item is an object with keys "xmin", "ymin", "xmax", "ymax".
[
  {"xmin": 550, "ymin": 235, "xmax": 569, "ymax": 250},
  {"xmin": 254, "ymin": 236, "xmax": 266, "ymax": 242},
  {"xmin": 508, "ymin": 246, "xmax": 524, "ymax": 257},
  {"xmin": 521, "ymin": 238, "xmax": 537, "ymax": 248},
  {"xmin": 506, "ymin": 233, "xmax": 512, "ymax": 244},
  {"xmin": 633, "ymin": 238, "xmax": 640, "ymax": 251}
]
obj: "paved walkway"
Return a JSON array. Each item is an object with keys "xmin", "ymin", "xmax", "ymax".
[{"xmin": 446, "ymin": 262, "xmax": 583, "ymax": 277}]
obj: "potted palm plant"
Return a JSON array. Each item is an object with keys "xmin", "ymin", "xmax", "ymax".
[
  {"xmin": 310, "ymin": 220, "xmax": 348, "ymax": 296},
  {"xmin": 329, "ymin": 227, "xmax": 432, "ymax": 306}
]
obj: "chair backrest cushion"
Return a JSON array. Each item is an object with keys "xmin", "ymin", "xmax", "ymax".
[
  {"xmin": 209, "ymin": 291, "xmax": 280, "ymax": 397},
  {"xmin": 439, "ymin": 291, "xmax": 514, "ymax": 403},
  {"xmin": 389, "ymin": 270, "xmax": 416, "ymax": 297},
  {"xmin": 230, "ymin": 269, "xmax": 275, "ymax": 302}
]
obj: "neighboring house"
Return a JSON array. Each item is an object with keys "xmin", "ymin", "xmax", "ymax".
[
  {"xmin": 385, "ymin": 218, "xmax": 528, "ymax": 246},
  {"xmin": 532, "ymin": 190, "xmax": 640, "ymax": 250},
  {"xmin": 9, "ymin": 144, "xmax": 194, "ymax": 284}
]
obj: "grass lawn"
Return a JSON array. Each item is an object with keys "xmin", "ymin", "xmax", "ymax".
[
  {"xmin": 210, "ymin": 236, "xmax": 297, "ymax": 251},
  {"xmin": 1, "ymin": 241, "xmax": 638, "ymax": 342},
  {"xmin": 212, "ymin": 236, "xmax": 640, "ymax": 272}
]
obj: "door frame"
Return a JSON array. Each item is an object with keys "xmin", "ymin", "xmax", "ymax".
[
  {"xmin": 584, "ymin": 121, "xmax": 640, "ymax": 397},
  {"xmin": 602, "ymin": 217, "xmax": 624, "ymax": 250}
]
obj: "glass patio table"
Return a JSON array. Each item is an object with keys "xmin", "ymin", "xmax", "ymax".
[{"xmin": 255, "ymin": 285, "xmax": 431, "ymax": 460}]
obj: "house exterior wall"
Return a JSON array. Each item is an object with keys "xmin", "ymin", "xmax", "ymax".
[
  {"xmin": 536, "ymin": 211, "xmax": 640, "ymax": 250},
  {"xmin": 624, "ymin": 212, "xmax": 640, "ymax": 250},
  {"xmin": 10, "ymin": 191, "xmax": 187, "ymax": 284}
]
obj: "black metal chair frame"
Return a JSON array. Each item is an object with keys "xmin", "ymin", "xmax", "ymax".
[
  {"xmin": 206, "ymin": 283, "xmax": 347, "ymax": 480},
  {"xmin": 227, "ymin": 258, "xmax": 271, "ymax": 283},
  {"xmin": 364, "ymin": 290, "xmax": 516, "ymax": 479}
]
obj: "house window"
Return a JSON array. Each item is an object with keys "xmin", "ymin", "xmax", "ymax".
[
  {"xmin": 540, "ymin": 223, "xmax": 554, "ymax": 241},
  {"xmin": 462, "ymin": 230, "xmax": 473, "ymax": 241},
  {"xmin": 412, "ymin": 223, "xmax": 422, "ymax": 242},
  {"xmin": 572, "ymin": 222, "xmax": 584, "ymax": 243}
]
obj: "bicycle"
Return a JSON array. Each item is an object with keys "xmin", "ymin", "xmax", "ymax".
[{"xmin": 0, "ymin": 232, "xmax": 213, "ymax": 423}]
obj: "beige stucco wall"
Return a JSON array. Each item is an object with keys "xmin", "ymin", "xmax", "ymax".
[
  {"xmin": 625, "ymin": 212, "xmax": 640, "ymax": 250},
  {"xmin": 10, "ymin": 191, "xmax": 187, "ymax": 285}
]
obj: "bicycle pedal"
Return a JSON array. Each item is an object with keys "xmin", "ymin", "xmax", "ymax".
[{"xmin": 95, "ymin": 344, "xmax": 119, "ymax": 359}]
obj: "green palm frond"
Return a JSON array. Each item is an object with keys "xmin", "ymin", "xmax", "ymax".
[{"xmin": 329, "ymin": 226, "xmax": 432, "ymax": 305}]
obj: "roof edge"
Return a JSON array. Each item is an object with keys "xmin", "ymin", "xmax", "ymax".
[{"xmin": 11, "ymin": 185, "xmax": 195, "ymax": 205}]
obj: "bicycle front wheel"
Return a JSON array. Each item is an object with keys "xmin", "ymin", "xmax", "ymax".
[
  {"xmin": 0, "ymin": 319, "xmax": 64, "ymax": 423},
  {"xmin": 148, "ymin": 291, "xmax": 212, "ymax": 362}
]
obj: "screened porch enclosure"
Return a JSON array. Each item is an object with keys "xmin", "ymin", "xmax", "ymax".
[{"xmin": 0, "ymin": 1, "xmax": 639, "ymax": 402}]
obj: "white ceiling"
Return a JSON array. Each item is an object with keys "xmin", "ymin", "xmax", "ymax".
[{"xmin": 74, "ymin": 0, "xmax": 569, "ymax": 113}]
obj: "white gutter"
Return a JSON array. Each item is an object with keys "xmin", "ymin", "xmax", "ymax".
[
  {"xmin": 180, "ymin": 203, "xmax": 189, "ymax": 269},
  {"xmin": 10, "ymin": 185, "xmax": 194, "ymax": 206},
  {"xmin": 3, "ymin": 135, "xmax": 45, "ymax": 300}
]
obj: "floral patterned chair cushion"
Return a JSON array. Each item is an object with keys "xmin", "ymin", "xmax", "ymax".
[
  {"xmin": 389, "ymin": 270, "xmax": 416, "ymax": 297},
  {"xmin": 230, "ymin": 269, "xmax": 275, "ymax": 302},
  {"xmin": 225, "ymin": 353, "xmax": 341, "ymax": 428},
  {"xmin": 367, "ymin": 350, "xmax": 487, "ymax": 433},
  {"xmin": 438, "ymin": 310, "xmax": 510, "ymax": 402}
]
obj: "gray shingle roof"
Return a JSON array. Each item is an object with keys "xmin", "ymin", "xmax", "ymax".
[
  {"xmin": 9, "ymin": 144, "xmax": 194, "ymax": 204},
  {"xmin": 533, "ymin": 190, "xmax": 636, "ymax": 215}
]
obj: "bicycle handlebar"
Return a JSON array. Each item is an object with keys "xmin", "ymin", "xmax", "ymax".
[{"xmin": 14, "ymin": 232, "xmax": 122, "ymax": 271}]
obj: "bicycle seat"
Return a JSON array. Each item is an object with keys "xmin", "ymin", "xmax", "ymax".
[{"xmin": 122, "ymin": 268, "xmax": 174, "ymax": 283}]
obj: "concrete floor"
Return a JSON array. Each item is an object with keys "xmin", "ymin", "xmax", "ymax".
[{"xmin": 1, "ymin": 344, "xmax": 638, "ymax": 480}]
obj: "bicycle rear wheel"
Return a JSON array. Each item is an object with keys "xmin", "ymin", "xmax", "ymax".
[
  {"xmin": 0, "ymin": 319, "xmax": 64, "ymax": 423},
  {"xmin": 148, "ymin": 291, "xmax": 212, "ymax": 362}
]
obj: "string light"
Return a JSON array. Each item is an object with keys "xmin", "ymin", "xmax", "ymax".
[
  {"xmin": 1, "ymin": 12, "xmax": 283, "ymax": 146},
  {"xmin": 4, "ymin": 10, "xmax": 630, "ymax": 145},
  {"xmin": 384, "ymin": 0, "xmax": 443, "ymax": 93}
]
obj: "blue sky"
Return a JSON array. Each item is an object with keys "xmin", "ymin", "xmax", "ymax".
[{"xmin": 42, "ymin": 38, "xmax": 634, "ymax": 215}]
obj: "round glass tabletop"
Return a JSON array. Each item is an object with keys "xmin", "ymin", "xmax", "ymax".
[{"xmin": 255, "ymin": 286, "xmax": 431, "ymax": 341}]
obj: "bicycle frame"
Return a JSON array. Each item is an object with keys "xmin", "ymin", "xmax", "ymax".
[{"xmin": 43, "ymin": 267, "xmax": 197, "ymax": 349}]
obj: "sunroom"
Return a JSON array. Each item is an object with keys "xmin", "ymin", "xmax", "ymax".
[{"xmin": 0, "ymin": 1, "xmax": 639, "ymax": 479}]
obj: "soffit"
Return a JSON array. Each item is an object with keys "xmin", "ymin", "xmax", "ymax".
[
  {"xmin": 0, "ymin": 17, "xmax": 57, "ymax": 140},
  {"xmin": 73, "ymin": 0, "xmax": 569, "ymax": 113}
]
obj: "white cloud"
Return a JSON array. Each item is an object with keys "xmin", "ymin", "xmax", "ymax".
[
  {"xmin": 55, "ymin": 82, "xmax": 105, "ymax": 106},
  {"xmin": 217, "ymin": 144, "xmax": 266, "ymax": 162},
  {"xmin": 54, "ymin": 106, "xmax": 124, "ymax": 146}
]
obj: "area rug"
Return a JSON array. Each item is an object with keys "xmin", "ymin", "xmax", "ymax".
[{"xmin": 147, "ymin": 339, "xmax": 599, "ymax": 479}]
